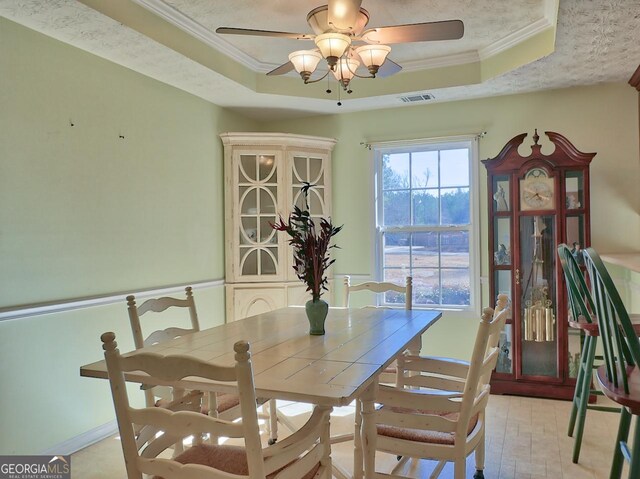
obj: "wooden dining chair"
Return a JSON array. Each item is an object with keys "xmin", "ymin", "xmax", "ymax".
[
  {"xmin": 557, "ymin": 244, "xmax": 620, "ymax": 464},
  {"xmin": 360, "ymin": 295, "xmax": 509, "ymax": 479},
  {"xmin": 127, "ymin": 287, "xmax": 278, "ymax": 445},
  {"xmin": 344, "ymin": 275, "xmax": 413, "ymax": 385},
  {"xmin": 583, "ymin": 248, "xmax": 640, "ymax": 479},
  {"xmin": 343, "ymin": 275, "xmax": 413, "ymax": 310},
  {"xmin": 101, "ymin": 332, "xmax": 332, "ymax": 479}
]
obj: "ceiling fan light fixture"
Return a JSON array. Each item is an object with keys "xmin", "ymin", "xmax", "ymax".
[
  {"xmin": 355, "ymin": 44, "xmax": 391, "ymax": 76},
  {"xmin": 314, "ymin": 32, "xmax": 352, "ymax": 68},
  {"xmin": 332, "ymin": 56, "xmax": 360, "ymax": 88},
  {"xmin": 288, "ymin": 50, "xmax": 323, "ymax": 81}
]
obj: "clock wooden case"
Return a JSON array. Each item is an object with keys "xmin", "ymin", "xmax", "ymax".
[{"xmin": 482, "ymin": 130, "xmax": 595, "ymax": 400}]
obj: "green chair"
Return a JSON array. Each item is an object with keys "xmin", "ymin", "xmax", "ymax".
[
  {"xmin": 583, "ymin": 247, "xmax": 640, "ymax": 479},
  {"xmin": 557, "ymin": 245, "xmax": 620, "ymax": 464}
]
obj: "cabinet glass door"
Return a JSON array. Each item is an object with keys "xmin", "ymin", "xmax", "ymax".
[
  {"xmin": 238, "ymin": 154, "xmax": 279, "ymax": 277},
  {"xmin": 519, "ymin": 215, "xmax": 558, "ymax": 377},
  {"xmin": 565, "ymin": 171, "xmax": 584, "ymax": 210},
  {"xmin": 291, "ymin": 154, "xmax": 327, "ymax": 218},
  {"xmin": 495, "ymin": 270, "xmax": 513, "ymax": 374}
]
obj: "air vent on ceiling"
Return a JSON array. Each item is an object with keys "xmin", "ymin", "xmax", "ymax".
[{"xmin": 400, "ymin": 93, "xmax": 434, "ymax": 103}]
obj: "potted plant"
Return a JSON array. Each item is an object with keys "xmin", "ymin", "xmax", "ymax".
[{"xmin": 271, "ymin": 183, "xmax": 342, "ymax": 335}]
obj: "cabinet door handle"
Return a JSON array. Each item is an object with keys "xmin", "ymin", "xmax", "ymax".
[{"xmin": 515, "ymin": 269, "xmax": 520, "ymax": 285}]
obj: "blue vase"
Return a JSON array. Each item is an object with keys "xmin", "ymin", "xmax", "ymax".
[{"xmin": 305, "ymin": 299, "xmax": 328, "ymax": 335}]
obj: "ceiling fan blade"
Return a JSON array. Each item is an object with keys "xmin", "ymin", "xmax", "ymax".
[
  {"xmin": 327, "ymin": 0, "xmax": 363, "ymax": 31},
  {"xmin": 216, "ymin": 27, "xmax": 314, "ymax": 40},
  {"xmin": 376, "ymin": 58, "xmax": 402, "ymax": 78},
  {"xmin": 362, "ymin": 19, "xmax": 464, "ymax": 44},
  {"xmin": 267, "ymin": 61, "xmax": 295, "ymax": 76}
]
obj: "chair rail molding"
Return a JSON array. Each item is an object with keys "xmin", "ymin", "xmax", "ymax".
[{"xmin": 0, "ymin": 279, "xmax": 224, "ymax": 322}]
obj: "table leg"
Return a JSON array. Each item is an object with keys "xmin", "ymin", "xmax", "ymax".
[
  {"xmin": 407, "ymin": 335, "xmax": 422, "ymax": 357},
  {"xmin": 404, "ymin": 335, "xmax": 423, "ymax": 390}
]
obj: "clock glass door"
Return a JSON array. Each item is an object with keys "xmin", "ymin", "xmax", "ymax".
[{"xmin": 519, "ymin": 215, "xmax": 558, "ymax": 378}]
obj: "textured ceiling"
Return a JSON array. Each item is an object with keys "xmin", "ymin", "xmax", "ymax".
[
  {"xmin": 1, "ymin": 0, "xmax": 639, "ymax": 120},
  {"xmin": 165, "ymin": 0, "xmax": 544, "ymax": 65}
]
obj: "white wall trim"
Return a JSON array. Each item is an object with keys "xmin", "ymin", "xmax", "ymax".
[
  {"xmin": 40, "ymin": 420, "xmax": 118, "ymax": 456},
  {"xmin": 478, "ymin": 17, "xmax": 553, "ymax": 60},
  {"xmin": 0, "ymin": 279, "xmax": 224, "ymax": 323},
  {"xmin": 130, "ymin": 0, "xmax": 268, "ymax": 72},
  {"xmin": 400, "ymin": 51, "xmax": 480, "ymax": 72}
]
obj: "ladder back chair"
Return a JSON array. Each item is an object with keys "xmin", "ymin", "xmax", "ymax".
[
  {"xmin": 557, "ymin": 244, "xmax": 620, "ymax": 464},
  {"xmin": 583, "ymin": 247, "xmax": 640, "ymax": 479},
  {"xmin": 343, "ymin": 276, "xmax": 413, "ymax": 385},
  {"xmin": 343, "ymin": 275, "xmax": 413, "ymax": 310},
  {"xmin": 127, "ymin": 287, "xmax": 279, "ymax": 445},
  {"xmin": 360, "ymin": 294, "xmax": 509, "ymax": 479},
  {"xmin": 101, "ymin": 332, "xmax": 333, "ymax": 479}
]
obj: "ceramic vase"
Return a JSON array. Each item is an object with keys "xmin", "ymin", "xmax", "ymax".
[{"xmin": 305, "ymin": 298, "xmax": 328, "ymax": 335}]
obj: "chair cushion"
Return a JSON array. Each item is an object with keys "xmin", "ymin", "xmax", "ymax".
[
  {"xmin": 377, "ymin": 406, "xmax": 479, "ymax": 445},
  {"xmin": 153, "ymin": 444, "xmax": 320, "ymax": 479}
]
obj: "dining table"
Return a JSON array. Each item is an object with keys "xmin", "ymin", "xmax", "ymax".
[{"xmin": 81, "ymin": 306, "xmax": 442, "ymax": 479}]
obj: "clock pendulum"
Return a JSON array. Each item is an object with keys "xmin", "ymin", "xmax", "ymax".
[{"xmin": 522, "ymin": 216, "xmax": 555, "ymax": 342}]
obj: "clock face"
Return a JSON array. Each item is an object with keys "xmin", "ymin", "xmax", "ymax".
[{"xmin": 520, "ymin": 176, "xmax": 554, "ymax": 211}]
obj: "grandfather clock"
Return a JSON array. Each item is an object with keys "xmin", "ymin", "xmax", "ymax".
[{"xmin": 483, "ymin": 130, "xmax": 595, "ymax": 399}]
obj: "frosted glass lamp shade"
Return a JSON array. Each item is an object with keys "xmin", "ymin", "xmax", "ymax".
[
  {"xmin": 332, "ymin": 56, "xmax": 360, "ymax": 88},
  {"xmin": 355, "ymin": 44, "xmax": 391, "ymax": 75},
  {"xmin": 314, "ymin": 33, "xmax": 351, "ymax": 68},
  {"xmin": 288, "ymin": 50, "xmax": 323, "ymax": 81}
]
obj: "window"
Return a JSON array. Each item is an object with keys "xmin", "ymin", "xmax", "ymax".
[{"xmin": 374, "ymin": 138, "xmax": 479, "ymax": 311}]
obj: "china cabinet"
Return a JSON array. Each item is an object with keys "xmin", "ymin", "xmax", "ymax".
[
  {"xmin": 220, "ymin": 132, "xmax": 336, "ymax": 321},
  {"xmin": 482, "ymin": 130, "xmax": 595, "ymax": 399}
]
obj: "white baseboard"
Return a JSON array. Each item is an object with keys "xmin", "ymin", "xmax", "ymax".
[{"xmin": 40, "ymin": 420, "xmax": 118, "ymax": 456}]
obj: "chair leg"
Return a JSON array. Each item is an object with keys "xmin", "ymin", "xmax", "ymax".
[
  {"xmin": 429, "ymin": 461, "xmax": 446, "ymax": 479},
  {"xmin": 361, "ymin": 387, "xmax": 378, "ymax": 479},
  {"xmin": 475, "ymin": 431, "xmax": 485, "ymax": 475},
  {"xmin": 268, "ymin": 399, "xmax": 278, "ymax": 445},
  {"xmin": 611, "ymin": 407, "xmax": 631, "ymax": 479},
  {"xmin": 629, "ymin": 414, "xmax": 640, "ymax": 479},
  {"xmin": 454, "ymin": 459, "xmax": 466, "ymax": 479},
  {"xmin": 353, "ymin": 399, "xmax": 364, "ymax": 479},
  {"xmin": 571, "ymin": 334, "xmax": 597, "ymax": 463}
]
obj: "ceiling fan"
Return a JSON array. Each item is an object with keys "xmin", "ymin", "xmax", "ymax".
[{"xmin": 216, "ymin": 0, "xmax": 463, "ymax": 96}]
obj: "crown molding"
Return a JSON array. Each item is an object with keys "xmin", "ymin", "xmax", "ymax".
[
  {"xmin": 130, "ymin": 0, "xmax": 265, "ymax": 71},
  {"xmin": 401, "ymin": 51, "xmax": 480, "ymax": 72},
  {"xmin": 479, "ymin": 17, "xmax": 553, "ymax": 60}
]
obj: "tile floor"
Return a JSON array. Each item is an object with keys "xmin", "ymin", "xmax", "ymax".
[{"xmin": 71, "ymin": 394, "xmax": 629, "ymax": 478}]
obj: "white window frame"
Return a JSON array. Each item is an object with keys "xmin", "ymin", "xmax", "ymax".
[{"xmin": 373, "ymin": 136, "xmax": 481, "ymax": 314}]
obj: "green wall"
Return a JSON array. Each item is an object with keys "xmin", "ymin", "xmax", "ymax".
[
  {"xmin": 263, "ymin": 83, "xmax": 640, "ymax": 360},
  {"xmin": 0, "ymin": 17, "xmax": 259, "ymax": 307},
  {"xmin": 2, "ymin": 16, "xmax": 639, "ymax": 455},
  {"xmin": 0, "ymin": 18, "xmax": 256, "ymax": 454}
]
